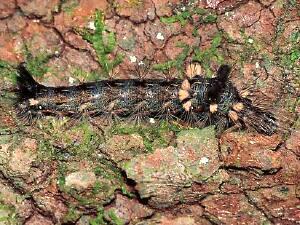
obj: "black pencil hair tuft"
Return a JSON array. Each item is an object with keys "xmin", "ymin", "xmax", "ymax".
[{"xmin": 16, "ymin": 63, "xmax": 44, "ymax": 98}]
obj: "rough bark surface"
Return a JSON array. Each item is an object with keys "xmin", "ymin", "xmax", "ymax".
[{"xmin": 0, "ymin": 0, "xmax": 299, "ymax": 224}]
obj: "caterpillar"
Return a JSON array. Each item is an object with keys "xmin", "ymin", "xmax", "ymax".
[{"xmin": 15, "ymin": 63, "xmax": 277, "ymax": 135}]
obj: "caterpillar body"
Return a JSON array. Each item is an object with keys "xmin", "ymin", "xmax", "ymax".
[{"xmin": 16, "ymin": 63, "xmax": 277, "ymax": 135}]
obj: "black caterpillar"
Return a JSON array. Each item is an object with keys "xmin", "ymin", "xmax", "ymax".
[{"xmin": 15, "ymin": 63, "xmax": 277, "ymax": 135}]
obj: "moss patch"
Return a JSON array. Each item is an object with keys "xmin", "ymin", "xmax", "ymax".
[
  {"xmin": 0, "ymin": 203, "xmax": 19, "ymax": 224},
  {"xmin": 152, "ymin": 33, "xmax": 224, "ymax": 77},
  {"xmin": 89, "ymin": 208, "xmax": 125, "ymax": 225},
  {"xmin": 36, "ymin": 119, "xmax": 104, "ymax": 160},
  {"xmin": 89, "ymin": 207, "xmax": 125, "ymax": 225},
  {"xmin": 193, "ymin": 32, "xmax": 224, "ymax": 77},
  {"xmin": 0, "ymin": 60, "xmax": 18, "ymax": 85},
  {"xmin": 61, "ymin": 0, "xmax": 79, "ymax": 16},
  {"xmin": 77, "ymin": 10, "xmax": 124, "ymax": 77},
  {"xmin": 161, "ymin": 7, "xmax": 217, "ymax": 27},
  {"xmin": 23, "ymin": 46, "xmax": 51, "ymax": 78},
  {"xmin": 71, "ymin": 66, "xmax": 100, "ymax": 82},
  {"xmin": 111, "ymin": 121, "xmax": 181, "ymax": 152},
  {"xmin": 57, "ymin": 159, "xmax": 123, "ymax": 207},
  {"xmin": 62, "ymin": 205, "xmax": 81, "ymax": 224},
  {"xmin": 152, "ymin": 43, "xmax": 191, "ymax": 77}
]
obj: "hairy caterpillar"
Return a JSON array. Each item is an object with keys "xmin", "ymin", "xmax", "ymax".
[{"xmin": 15, "ymin": 63, "xmax": 277, "ymax": 135}]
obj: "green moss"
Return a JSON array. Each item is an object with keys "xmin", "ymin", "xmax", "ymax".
[
  {"xmin": 202, "ymin": 14, "xmax": 218, "ymax": 23},
  {"xmin": 111, "ymin": 121, "xmax": 181, "ymax": 152},
  {"xmin": 36, "ymin": 119, "xmax": 70, "ymax": 160},
  {"xmin": 57, "ymin": 163, "xmax": 67, "ymax": 188},
  {"xmin": 91, "ymin": 181, "xmax": 112, "ymax": 195},
  {"xmin": 0, "ymin": 203, "xmax": 19, "ymax": 224},
  {"xmin": 94, "ymin": 159, "xmax": 123, "ymax": 181},
  {"xmin": 106, "ymin": 210, "xmax": 124, "ymax": 225},
  {"xmin": 36, "ymin": 119, "xmax": 104, "ymax": 160},
  {"xmin": 37, "ymin": 139, "xmax": 57, "ymax": 160},
  {"xmin": 161, "ymin": 7, "xmax": 217, "ymax": 27},
  {"xmin": 290, "ymin": 29, "xmax": 300, "ymax": 43},
  {"xmin": 160, "ymin": 5, "xmax": 218, "ymax": 38},
  {"xmin": 57, "ymin": 159, "xmax": 123, "ymax": 207},
  {"xmin": 273, "ymin": 2, "xmax": 300, "ymax": 71},
  {"xmin": 61, "ymin": 0, "xmax": 79, "ymax": 15},
  {"xmin": 290, "ymin": 48, "xmax": 300, "ymax": 63},
  {"xmin": 161, "ymin": 10, "xmax": 192, "ymax": 26},
  {"xmin": 62, "ymin": 206, "xmax": 81, "ymax": 223},
  {"xmin": 35, "ymin": 119, "xmax": 124, "ymax": 207},
  {"xmin": 91, "ymin": 181, "xmax": 102, "ymax": 195},
  {"xmin": 120, "ymin": 186, "xmax": 135, "ymax": 198},
  {"xmin": 78, "ymin": 10, "xmax": 124, "ymax": 77},
  {"xmin": 93, "ymin": 166, "xmax": 105, "ymax": 177},
  {"xmin": 70, "ymin": 121, "xmax": 103, "ymax": 156},
  {"xmin": 0, "ymin": 60, "xmax": 18, "ymax": 84},
  {"xmin": 152, "ymin": 43, "xmax": 190, "ymax": 77},
  {"xmin": 71, "ymin": 67, "xmax": 100, "ymax": 82},
  {"xmin": 21, "ymin": 45, "xmax": 51, "ymax": 78},
  {"xmin": 279, "ymin": 29, "xmax": 300, "ymax": 68},
  {"xmin": 89, "ymin": 207, "xmax": 105, "ymax": 225},
  {"xmin": 239, "ymin": 31, "xmax": 262, "ymax": 62},
  {"xmin": 192, "ymin": 32, "xmax": 224, "ymax": 77},
  {"xmin": 90, "ymin": 208, "xmax": 125, "ymax": 225}
]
